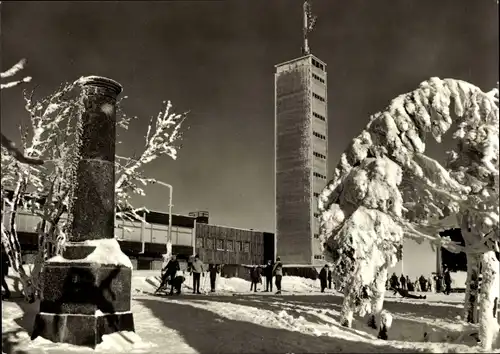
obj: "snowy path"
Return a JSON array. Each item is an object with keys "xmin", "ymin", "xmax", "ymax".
[
  {"xmin": 2, "ymin": 271, "xmax": 498, "ymax": 353},
  {"xmin": 2, "ymin": 293, "xmax": 492, "ymax": 354}
]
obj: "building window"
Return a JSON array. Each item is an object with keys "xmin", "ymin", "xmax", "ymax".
[
  {"xmin": 313, "ymin": 151, "xmax": 326, "ymax": 159},
  {"xmin": 314, "ymin": 213, "xmax": 320, "ymax": 218},
  {"xmin": 314, "ymin": 234, "xmax": 320, "ymax": 239},
  {"xmin": 313, "ymin": 112, "xmax": 326, "ymax": 121},
  {"xmin": 314, "ymin": 255, "xmax": 324, "ymax": 260},
  {"xmin": 312, "ymin": 92, "xmax": 325, "ymax": 102},
  {"xmin": 236, "ymin": 241, "xmax": 242, "ymax": 252},
  {"xmin": 311, "ymin": 59, "xmax": 325, "ymax": 71},
  {"xmin": 227, "ymin": 240, "xmax": 234, "ymax": 251},
  {"xmin": 313, "ymin": 131, "xmax": 326, "ymax": 140},
  {"xmin": 313, "ymin": 192, "xmax": 320, "ymax": 198},
  {"xmin": 196, "ymin": 237, "xmax": 204, "ymax": 248},
  {"xmin": 313, "ymin": 172, "xmax": 327, "ymax": 180},
  {"xmin": 206, "ymin": 238, "xmax": 213, "ymax": 250},
  {"xmin": 216, "ymin": 239, "xmax": 224, "ymax": 250},
  {"xmin": 312, "ymin": 73, "xmax": 325, "ymax": 84},
  {"xmin": 243, "ymin": 242, "xmax": 250, "ymax": 253}
]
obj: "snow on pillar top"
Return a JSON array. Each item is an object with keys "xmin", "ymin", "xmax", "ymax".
[{"xmin": 77, "ymin": 75, "xmax": 123, "ymax": 100}]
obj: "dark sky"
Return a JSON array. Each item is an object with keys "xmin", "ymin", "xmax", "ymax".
[{"xmin": 1, "ymin": 0, "xmax": 498, "ymax": 233}]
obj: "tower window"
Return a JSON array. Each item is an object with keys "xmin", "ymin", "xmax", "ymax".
[
  {"xmin": 313, "ymin": 192, "xmax": 320, "ymax": 198},
  {"xmin": 313, "ymin": 131, "xmax": 326, "ymax": 140},
  {"xmin": 313, "ymin": 151, "xmax": 326, "ymax": 159},
  {"xmin": 314, "ymin": 212, "xmax": 320, "ymax": 218},
  {"xmin": 313, "ymin": 93, "xmax": 325, "ymax": 102},
  {"xmin": 314, "ymin": 255, "xmax": 325, "ymax": 260},
  {"xmin": 314, "ymin": 233, "xmax": 320, "ymax": 238},
  {"xmin": 313, "ymin": 172, "xmax": 327, "ymax": 180},
  {"xmin": 311, "ymin": 59, "xmax": 325, "ymax": 71},
  {"xmin": 312, "ymin": 73, "xmax": 325, "ymax": 84},
  {"xmin": 313, "ymin": 112, "xmax": 326, "ymax": 121}
]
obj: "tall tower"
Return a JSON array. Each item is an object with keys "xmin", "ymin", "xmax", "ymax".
[{"xmin": 274, "ymin": 0, "xmax": 328, "ymax": 265}]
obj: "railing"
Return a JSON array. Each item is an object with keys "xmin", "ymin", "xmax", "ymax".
[{"xmin": 3, "ymin": 209, "xmax": 195, "ymax": 247}]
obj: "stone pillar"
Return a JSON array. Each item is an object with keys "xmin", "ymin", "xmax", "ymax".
[{"xmin": 31, "ymin": 76, "xmax": 135, "ymax": 348}]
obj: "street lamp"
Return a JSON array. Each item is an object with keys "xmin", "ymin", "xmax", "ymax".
[{"xmin": 150, "ymin": 181, "xmax": 173, "ymax": 259}]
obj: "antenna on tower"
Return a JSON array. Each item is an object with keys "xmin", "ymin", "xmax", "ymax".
[{"xmin": 302, "ymin": 0, "xmax": 317, "ymax": 55}]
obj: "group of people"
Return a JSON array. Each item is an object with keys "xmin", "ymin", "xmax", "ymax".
[
  {"xmin": 249, "ymin": 257, "xmax": 284, "ymax": 294},
  {"xmin": 156, "ymin": 255, "xmax": 286, "ymax": 296},
  {"xmin": 388, "ymin": 267, "xmax": 453, "ymax": 296},
  {"xmin": 156, "ymin": 254, "xmax": 209, "ymax": 296}
]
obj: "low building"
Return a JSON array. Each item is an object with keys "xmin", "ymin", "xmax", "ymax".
[{"xmin": 2, "ymin": 200, "xmax": 275, "ymax": 271}]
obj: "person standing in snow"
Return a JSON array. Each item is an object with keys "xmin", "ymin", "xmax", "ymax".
[
  {"xmin": 427, "ymin": 276, "xmax": 433, "ymax": 292},
  {"xmin": 389, "ymin": 272, "xmax": 399, "ymax": 290},
  {"xmin": 272, "ymin": 256, "xmax": 283, "ymax": 294},
  {"xmin": 1, "ymin": 248, "xmax": 11, "ymax": 300},
  {"xmin": 418, "ymin": 274, "xmax": 427, "ymax": 292},
  {"xmin": 209, "ymin": 264, "xmax": 220, "ymax": 293},
  {"xmin": 406, "ymin": 276, "xmax": 414, "ymax": 292},
  {"xmin": 250, "ymin": 266, "xmax": 260, "ymax": 292},
  {"xmin": 443, "ymin": 268, "xmax": 452, "ymax": 295},
  {"xmin": 327, "ymin": 268, "xmax": 332, "ymax": 290},
  {"xmin": 400, "ymin": 274, "xmax": 407, "ymax": 290},
  {"xmin": 319, "ymin": 265, "xmax": 329, "ymax": 293},
  {"xmin": 191, "ymin": 254, "xmax": 205, "ymax": 294},
  {"xmin": 263, "ymin": 260, "xmax": 273, "ymax": 292}
]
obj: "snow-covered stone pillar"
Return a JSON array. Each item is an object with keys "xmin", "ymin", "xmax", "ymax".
[{"xmin": 31, "ymin": 76, "xmax": 135, "ymax": 348}]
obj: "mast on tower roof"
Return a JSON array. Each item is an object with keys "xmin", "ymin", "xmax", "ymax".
[{"xmin": 302, "ymin": 0, "xmax": 317, "ymax": 56}]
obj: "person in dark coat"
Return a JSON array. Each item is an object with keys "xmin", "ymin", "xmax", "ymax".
[
  {"xmin": 272, "ymin": 257, "xmax": 283, "ymax": 294},
  {"xmin": 319, "ymin": 265, "xmax": 329, "ymax": 292},
  {"xmin": 406, "ymin": 276, "xmax": 414, "ymax": 292},
  {"xmin": 400, "ymin": 274, "xmax": 407, "ymax": 290},
  {"xmin": 389, "ymin": 272, "xmax": 399, "ymax": 290},
  {"xmin": 419, "ymin": 275, "xmax": 427, "ymax": 292},
  {"xmin": 156, "ymin": 254, "xmax": 180, "ymax": 295},
  {"xmin": 1, "ymin": 249, "xmax": 11, "ymax": 300},
  {"xmin": 327, "ymin": 268, "xmax": 332, "ymax": 290},
  {"xmin": 209, "ymin": 264, "xmax": 220, "ymax": 292},
  {"xmin": 263, "ymin": 260, "xmax": 273, "ymax": 292},
  {"xmin": 170, "ymin": 275, "xmax": 186, "ymax": 295},
  {"xmin": 443, "ymin": 268, "xmax": 452, "ymax": 295},
  {"xmin": 250, "ymin": 266, "xmax": 261, "ymax": 292}
]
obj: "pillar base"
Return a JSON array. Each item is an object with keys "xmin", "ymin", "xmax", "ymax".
[
  {"xmin": 31, "ymin": 260, "xmax": 134, "ymax": 348},
  {"xmin": 31, "ymin": 311, "xmax": 134, "ymax": 348}
]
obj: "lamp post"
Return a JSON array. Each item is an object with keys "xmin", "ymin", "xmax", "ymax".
[{"xmin": 151, "ymin": 181, "xmax": 173, "ymax": 258}]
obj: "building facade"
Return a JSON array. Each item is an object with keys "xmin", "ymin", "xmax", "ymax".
[
  {"xmin": 275, "ymin": 54, "xmax": 328, "ymax": 265},
  {"xmin": 3, "ymin": 203, "xmax": 275, "ymax": 270}
]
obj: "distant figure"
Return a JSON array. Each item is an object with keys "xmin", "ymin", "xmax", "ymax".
[
  {"xmin": 319, "ymin": 265, "xmax": 329, "ymax": 293},
  {"xmin": 434, "ymin": 273, "xmax": 443, "ymax": 293},
  {"xmin": 263, "ymin": 260, "xmax": 274, "ymax": 292},
  {"xmin": 1, "ymin": 249, "xmax": 11, "ymax": 300},
  {"xmin": 273, "ymin": 256, "xmax": 283, "ymax": 295},
  {"xmin": 427, "ymin": 277, "xmax": 433, "ymax": 292},
  {"xmin": 191, "ymin": 254, "xmax": 205, "ymax": 294},
  {"xmin": 209, "ymin": 264, "xmax": 220, "ymax": 292},
  {"xmin": 327, "ymin": 268, "xmax": 332, "ymax": 290},
  {"xmin": 400, "ymin": 274, "xmax": 407, "ymax": 290},
  {"xmin": 156, "ymin": 254, "xmax": 180, "ymax": 295},
  {"xmin": 443, "ymin": 268, "xmax": 452, "ymax": 295},
  {"xmin": 419, "ymin": 275, "xmax": 427, "ymax": 292},
  {"xmin": 414, "ymin": 279, "xmax": 421, "ymax": 292},
  {"xmin": 389, "ymin": 272, "xmax": 399, "ymax": 290},
  {"xmin": 250, "ymin": 266, "xmax": 261, "ymax": 292},
  {"xmin": 406, "ymin": 276, "xmax": 414, "ymax": 292}
]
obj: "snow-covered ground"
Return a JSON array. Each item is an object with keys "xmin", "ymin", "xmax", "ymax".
[{"xmin": 2, "ymin": 269, "xmax": 499, "ymax": 353}]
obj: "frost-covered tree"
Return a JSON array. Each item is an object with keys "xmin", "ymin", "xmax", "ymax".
[
  {"xmin": 318, "ymin": 78, "xmax": 498, "ymax": 349},
  {"xmin": 1, "ymin": 58, "xmax": 42, "ymax": 165},
  {"xmin": 1, "ymin": 78, "xmax": 187, "ymax": 302}
]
